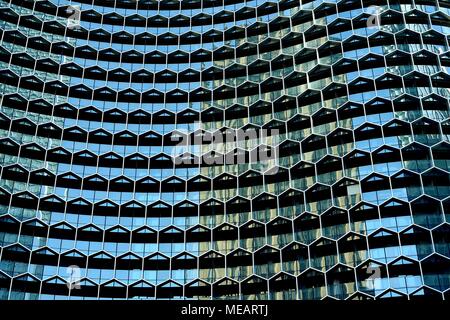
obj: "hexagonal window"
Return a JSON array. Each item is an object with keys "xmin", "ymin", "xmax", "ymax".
[
  {"xmin": 310, "ymin": 238, "xmax": 338, "ymax": 271},
  {"xmin": 254, "ymin": 246, "xmax": 281, "ymax": 279},
  {"xmin": 411, "ymin": 196, "xmax": 444, "ymax": 229},
  {"xmin": 379, "ymin": 199, "xmax": 412, "ymax": 232},
  {"xmin": 281, "ymin": 242, "xmax": 309, "ymax": 276},
  {"xmin": 349, "ymin": 202, "xmax": 380, "ymax": 235},
  {"xmin": 390, "ymin": 170, "xmax": 423, "ymax": 202},
  {"xmin": 400, "ymin": 226, "xmax": 433, "ymax": 260},
  {"xmin": 305, "ymin": 184, "xmax": 333, "ymax": 214},
  {"xmin": 421, "ymin": 255, "xmax": 450, "ymax": 292},
  {"xmin": 368, "ymin": 229, "xmax": 401, "ymax": 264},
  {"xmin": 267, "ymin": 217, "xmax": 293, "ymax": 248},
  {"xmin": 227, "ymin": 249, "xmax": 253, "ymax": 281},
  {"xmin": 401, "ymin": 143, "xmax": 433, "ymax": 173},
  {"xmin": 294, "ymin": 212, "xmax": 320, "ymax": 245},
  {"xmin": 326, "ymin": 264, "xmax": 357, "ymax": 299},
  {"xmin": 356, "ymin": 260, "xmax": 389, "ymax": 297},
  {"xmin": 421, "ymin": 168, "xmax": 450, "ymax": 200},
  {"xmin": 332, "ymin": 178, "xmax": 361, "ymax": 209},
  {"xmin": 239, "ymin": 221, "xmax": 266, "ymax": 251},
  {"xmin": 269, "ymin": 272, "xmax": 297, "ymax": 299},
  {"xmin": 321, "ymin": 208, "xmax": 349, "ymax": 239},
  {"xmin": 212, "ymin": 278, "xmax": 239, "ymax": 300},
  {"xmin": 338, "ymin": 232, "xmax": 368, "ymax": 266},
  {"xmin": 241, "ymin": 275, "xmax": 268, "ymax": 300},
  {"xmin": 388, "ymin": 257, "xmax": 422, "ymax": 294},
  {"xmin": 298, "ymin": 269, "xmax": 326, "ymax": 300}
]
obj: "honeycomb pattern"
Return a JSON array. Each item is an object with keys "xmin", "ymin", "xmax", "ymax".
[{"xmin": 0, "ymin": 0, "xmax": 449, "ymax": 300}]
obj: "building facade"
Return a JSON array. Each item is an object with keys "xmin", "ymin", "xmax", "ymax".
[{"xmin": 0, "ymin": 0, "xmax": 449, "ymax": 300}]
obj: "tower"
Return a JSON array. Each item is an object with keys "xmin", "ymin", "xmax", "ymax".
[{"xmin": 0, "ymin": 0, "xmax": 449, "ymax": 300}]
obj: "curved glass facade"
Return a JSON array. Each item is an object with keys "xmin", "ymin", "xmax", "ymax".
[{"xmin": 0, "ymin": 0, "xmax": 449, "ymax": 300}]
